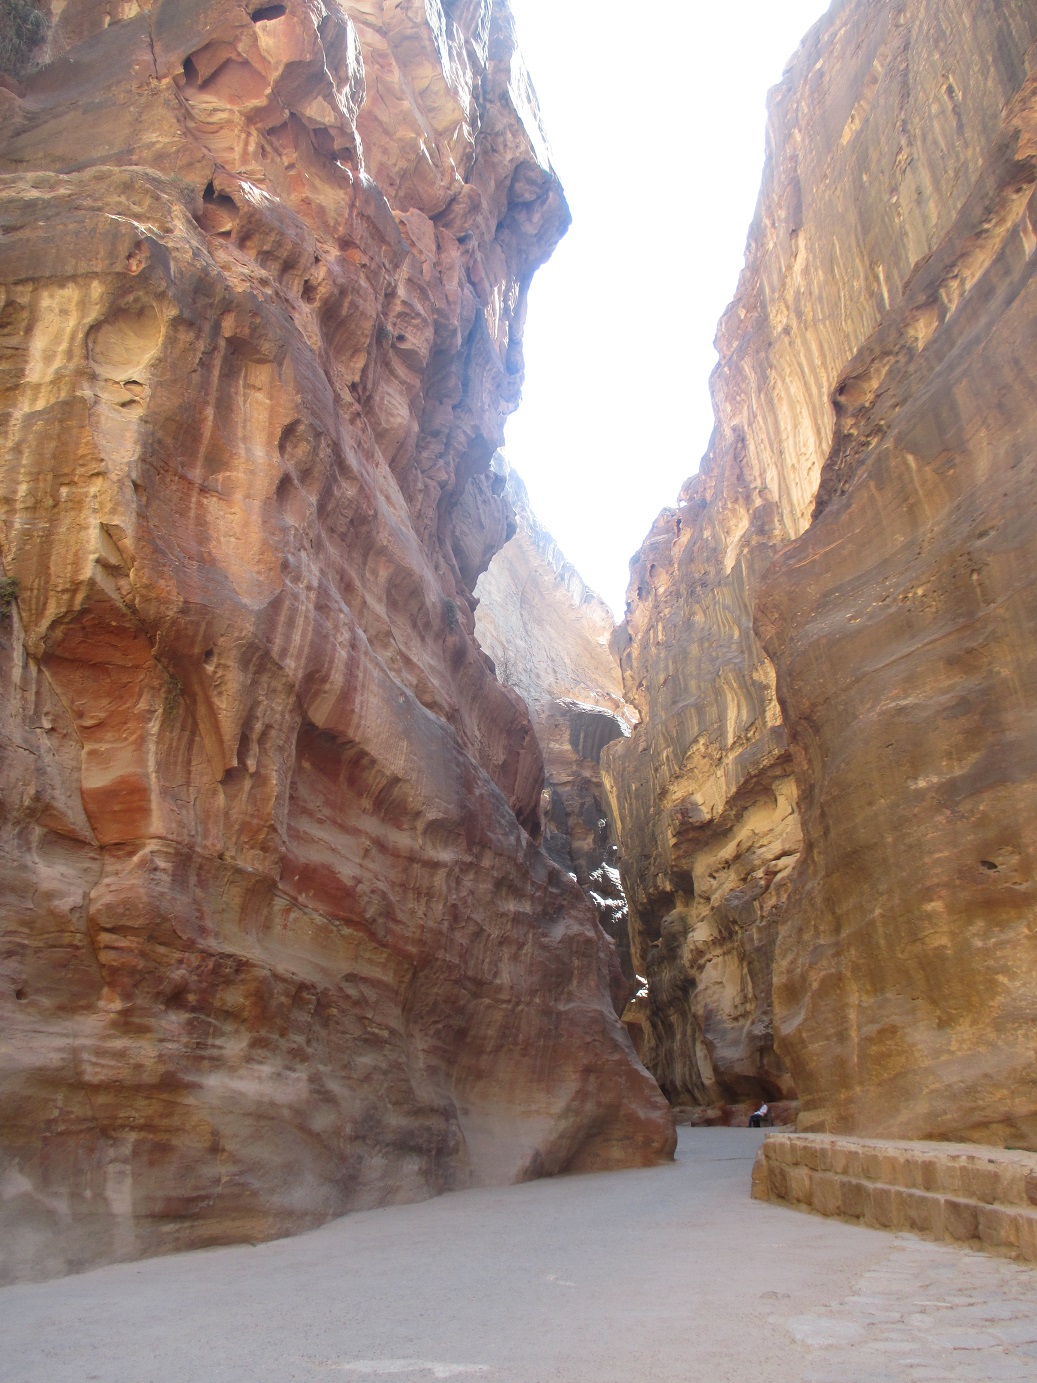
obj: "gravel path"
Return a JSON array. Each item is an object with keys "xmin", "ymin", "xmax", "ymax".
[{"xmin": 2, "ymin": 1128, "xmax": 1035, "ymax": 1382}]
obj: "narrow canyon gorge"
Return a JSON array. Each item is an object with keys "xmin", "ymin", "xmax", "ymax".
[
  {"xmin": 474, "ymin": 463, "xmax": 636, "ymax": 987},
  {"xmin": 1, "ymin": 0, "xmax": 1036, "ymax": 1296}
]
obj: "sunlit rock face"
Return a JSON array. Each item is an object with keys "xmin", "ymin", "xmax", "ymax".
[
  {"xmin": 603, "ymin": 0, "xmax": 1037, "ymax": 1142},
  {"xmin": 0, "ymin": 0, "xmax": 674, "ymax": 1284},
  {"xmin": 475, "ymin": 466, "xmax": 636, "ymax": 987}
]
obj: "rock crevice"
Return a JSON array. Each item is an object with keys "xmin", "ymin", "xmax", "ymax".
[{"xmin": 475, "ymin": 464, "xmax": 636, "ymax": 986}]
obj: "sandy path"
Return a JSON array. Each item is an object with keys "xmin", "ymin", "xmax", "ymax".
[{"xmin": 2, "ymin": 1127, "xmax": 1036, "ymax": 1382}]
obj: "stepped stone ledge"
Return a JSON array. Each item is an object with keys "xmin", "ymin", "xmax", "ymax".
[{"xmin": 752, "ymin": 1133, "xmax": 1037, "ymax": 1265}]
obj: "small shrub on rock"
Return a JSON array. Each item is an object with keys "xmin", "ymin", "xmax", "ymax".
[{"xmin": 0, "ymin": 0, "xmax": 47, "ymax": 79}]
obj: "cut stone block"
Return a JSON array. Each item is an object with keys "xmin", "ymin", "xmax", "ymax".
[{"xmin": 752, "ymin": 1133, "xmax": 1037, "ymax": 1265}]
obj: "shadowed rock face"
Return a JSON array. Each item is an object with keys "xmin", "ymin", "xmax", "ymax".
[
  {"xmin": 474, "ymin": 468, "xmax": 636, "ymax": 986},
  {"xmin": 604, "ymin": 0, "xmax": 1037, "ymax": 1140},
  {"xmin": 0, "ymin": 0, "xmax": 674, "ymax": 1284},
  {"xmin": 757, "ymin": 52, "xmax": 1037, "ymax": 1150}
]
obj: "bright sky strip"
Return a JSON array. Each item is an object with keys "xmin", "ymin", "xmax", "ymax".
[{"xmin": 504, "ymin": 0, "xmax": 830, "ymax": 616}]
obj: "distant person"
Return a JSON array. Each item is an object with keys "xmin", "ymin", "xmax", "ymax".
[{"xmin": 748, "ymin": 1103, "xmax": 771, "ymax": 1128}]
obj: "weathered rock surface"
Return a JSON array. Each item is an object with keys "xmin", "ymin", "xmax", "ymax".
[
  {"xmin": 0, "ymin": 0, "xmax": 673, "ymax": 1284},
  {"xmin": 474, "ymin": 465, "xmax": 635, "ymax": 983},
  {"xmin": 757, "ymin": 16, "xmax": 1037, "ymax": 1149},
  {"xmin": 604, "ymin": 0, "xmax": 1037, "ymax": 1142}
]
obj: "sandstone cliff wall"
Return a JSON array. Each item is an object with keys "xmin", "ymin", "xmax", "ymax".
[
  {"xmin": 475, "ymin": 464, "xmax": 635, "ymax": 983},
  {"xmin": 0, "ymin": 0, "xmax": 673, "ymax": 1284},
  {"xmin": 603, "ymin": 0, "xmax": 1037, "ymax": 1140}
]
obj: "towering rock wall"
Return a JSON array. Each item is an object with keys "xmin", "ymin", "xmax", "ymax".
[
  {"xmin": 0, "ymin": 0, "xmax": 673, "ymax": 1284},
  {"xmin": 475, "ymin": 464, "xmax": 635, "ymax": 982},
  {"xmin": 757, "ymin": 41, "xmax": 1037, "ymax": 1150},
  {"xmin": 603, "ymin": 0, "xmax": 1037, "ymax": 1141}
]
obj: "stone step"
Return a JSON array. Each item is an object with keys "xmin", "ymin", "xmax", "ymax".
[{"xmin": 752, "ymin": 1133, "xmax": 1037, "ymax": 1264}]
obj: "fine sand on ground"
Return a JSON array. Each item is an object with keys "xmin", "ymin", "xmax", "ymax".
[{"xmin": 3, "ymin": 1127, "xmax": 1037, "ymax": 1383}]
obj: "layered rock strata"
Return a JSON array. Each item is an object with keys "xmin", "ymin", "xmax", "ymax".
[
  {"xmin": 475, "ymin": 464, "xmax": 634, "ymax": 983},
  {"xmin": 604, "ymin": 0, "xmax": 1037, "ymax": 1142},
  {"xmin": 0, "ymin": 0, "xmax": 673, "ymax": 1284},
  {"xmin": 752, "ymin": 1133, "xmax": 1037, "ymax": 1265}
]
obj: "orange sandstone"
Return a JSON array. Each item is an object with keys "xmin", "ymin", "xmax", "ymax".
[{"xmin": 0, "ymin": 0, "xmax": 673, "ymax": 1285}]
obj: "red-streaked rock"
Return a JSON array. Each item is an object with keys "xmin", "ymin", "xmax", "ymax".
[{"xmin": 0, "ymin": 0, "xmax": 673, "ymax": 1284}]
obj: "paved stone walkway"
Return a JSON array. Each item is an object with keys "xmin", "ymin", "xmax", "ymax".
[
  {"xmin": 790, "ymin": 1233, "xmax": 1037, "ymax": 1382},
  {"xmin": 1, "ymin": 1128, "xmax": 1035, "ymax": 1382}
]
